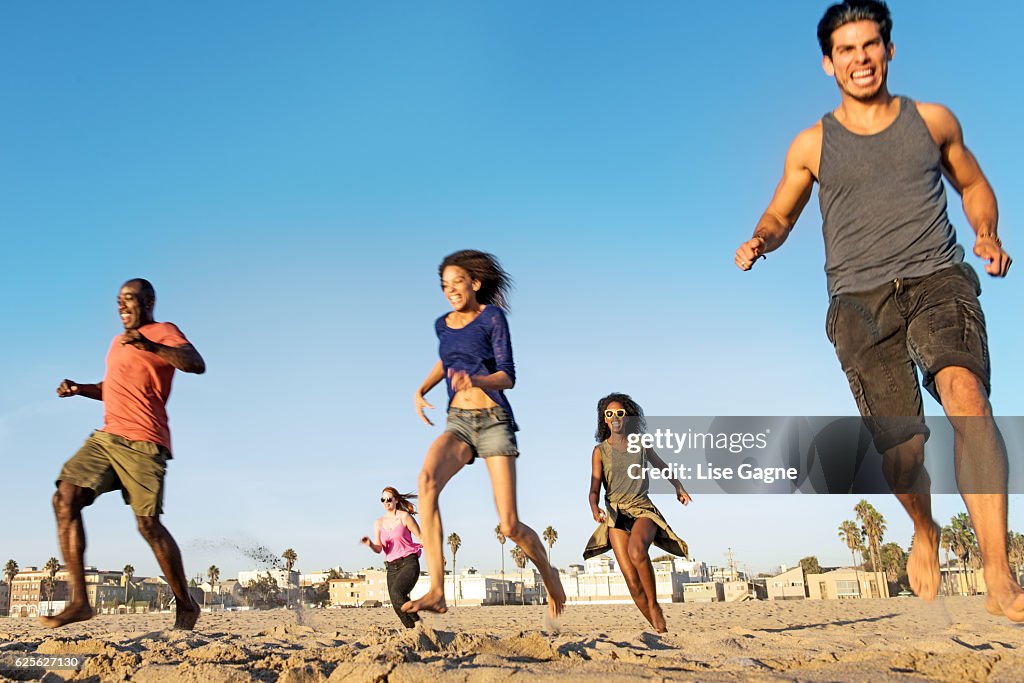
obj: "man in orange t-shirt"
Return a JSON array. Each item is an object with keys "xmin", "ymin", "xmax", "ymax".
[{"xmin": 42, "ymin": 279, "xmax": 206, "ymax": 630}]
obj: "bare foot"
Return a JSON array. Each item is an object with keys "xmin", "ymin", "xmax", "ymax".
[
  {"xmin": 539, "ymin": 564, "xmax": 566, "ymax": 619},
  {"xmin": 907, "ymin": 521, "xmax": 940, "ymax": 600},
  {"xmin": 983, "ymin": 573, "xmax": 1024, "ymax": 622},
  {"xmin": 173, "ymin": 599, "xmax": 200, "ymax": 630},
  {"xmin": 402, "ymin": 589, "xmax": 447, "ymax": 614},
  {"xmin": 38, "ymin": 604, "xmax": 93, "ymax": 628},
  {"xmin": 649, "ymin": 602, "xmax": 667, "ymax": 633}
]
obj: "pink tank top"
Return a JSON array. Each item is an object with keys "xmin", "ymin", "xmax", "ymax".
[{"xmin": 380, "ymin": 520, "xmax": 423, "ymax": 562}]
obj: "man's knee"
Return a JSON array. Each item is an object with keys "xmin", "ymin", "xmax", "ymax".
[
  {"xmin": 935, "ymin": 367, "xmax": 991, "ymax": 415},
  {"xmin": 136, "ymin": 516, "xmax": 164, "ymax": 541},
  {"xmin": 53, "ymin": 482, "xmax": 90, "ymax": 519}
]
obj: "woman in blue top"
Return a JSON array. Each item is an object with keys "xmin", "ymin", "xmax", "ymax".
[{"xmin": 403, "ymin": 250, "xmax": 566, "ymax": 620}]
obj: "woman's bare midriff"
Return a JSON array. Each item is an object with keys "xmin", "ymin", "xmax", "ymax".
[{"xmin": 449, "ymin": 387, "xmax": 498, "ymax": 410}]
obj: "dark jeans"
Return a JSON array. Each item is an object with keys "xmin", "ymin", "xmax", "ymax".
[
  {"xmin": 386, "ymin": 554, "xmax": 421, "ymax": 628},
  {"xmin": 826, "ymin": 263, "xmax": 990, "ymax": 452}
]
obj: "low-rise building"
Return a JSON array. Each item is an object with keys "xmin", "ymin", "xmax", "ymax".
[
  {"xmin": 682, "ymin": 581, "xmax": 722, "ymax": 602},
  {"xmin": 360, "ymin": 569, "xmax": 389, "ymax": 605},
  {"xmin": 806, "ymin": 569, "xmax": 889, "ymax": 599},
  {"xmin": 329, "ymin": 577, "xmax": 365, "ymax": 607},
  {"xmin": 766, "ymin": 565, "xmax": 806, "ymax": 600},
  {"xmin": 239, "ymin": 568, "xmax": 299, "ymax": 590},
  {"xmin": 9, "ymin": 567, "xmax": 70, "ymax": 619},
  {"xmin": 560, "ymin": 556, "xmax": 686, "ymax": 604},
  {"xmin": 941, "ymin": 566, "xmax": 987, "ymax": 596}
]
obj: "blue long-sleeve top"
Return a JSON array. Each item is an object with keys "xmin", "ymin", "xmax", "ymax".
[{"xmin": 436, "ymin": 305, "xmax": 518, "ymax": 431}]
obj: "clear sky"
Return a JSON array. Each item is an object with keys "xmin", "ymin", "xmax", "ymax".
[{"xmin": 2, "ymin": 1, "xmax": 1022, "ymax": 582}]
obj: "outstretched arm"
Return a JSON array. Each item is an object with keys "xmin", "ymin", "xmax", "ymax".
[
  {"xmin": 414, "ymin": 361, "xmax": 445, "ymax": 425},
  {"xmin": 589, "ymin": 447, "xmax": 607, "ymax": 523},
  {"xmin": 57, "ymin": 379, "xmax": 103, "ymax": 401},
  {"xmin": 919, "ymin": 102, "xmax": 1011, "ymax": 277},
  {"xmin": 121, "ymin": 330, "xmax": 206, "ymax": 374},
  {"xmin": 645, "ymin": 448, "xmax": 692, "ymax": 506},
  {"xmin": 735, "ymin": 126, "xmax": 820, "ymax": 270}
]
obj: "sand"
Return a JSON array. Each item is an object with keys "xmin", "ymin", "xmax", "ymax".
[{"xmin": 0, "ymin": 597, "xmax": 1021, "ymax": 682}]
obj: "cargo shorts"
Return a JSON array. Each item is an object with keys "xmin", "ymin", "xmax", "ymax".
[
  {"xmin": 826, "ymin": 263, "xmax": 990, "ymax": 453},
  {"xmin": 56, "ymin": 430, "xmax": 170, "ymax": 516}
]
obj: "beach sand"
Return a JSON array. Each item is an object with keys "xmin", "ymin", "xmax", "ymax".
[{"xmin": 1, "ymin": 597, "xmax": 1021, "ymax": 682}]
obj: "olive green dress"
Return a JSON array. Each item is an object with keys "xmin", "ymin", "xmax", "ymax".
[{"xmin": 583, "ymin": 440, "xmax": 689, "ymax": 560}]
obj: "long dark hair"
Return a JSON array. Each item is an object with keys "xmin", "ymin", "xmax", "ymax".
[
  {"xmin": 438, "ymin": 250, "xmax": 513, "ymax": 312},
  {"xmin": 595, "ymin": 392, "xmax": 646, "ymax": 442},
  {"xmin": 381, "ymin": 487, "xmax": 417, "ymax": 515}
]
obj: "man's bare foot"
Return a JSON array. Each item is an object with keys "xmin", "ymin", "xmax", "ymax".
[
  {"xmin": 907, "ymin": 521, "xmax": 941, "ymax": 600},
  {"xmin": 173, "ymin": 599, "xmax": 200, "ymax": 630},
  {"xmin": 38, "ymin": 604, "xmax": 93, "ymax": 628},
  {"xmin": 649, "ymin": 603, "xmax": 667, "ymax": 633},
  {"xmin": 983, "ymin": 573, "xmax": 1024, "ymax": 622},
  {"xmin": 539, "ymin": 564, "xmax": 566, "ymax": 619},
  {"xmin": 402, "ymin": 589, "xmax": 447, "ymax": 614}
]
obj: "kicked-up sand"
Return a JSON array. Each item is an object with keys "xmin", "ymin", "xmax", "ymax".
[{"xmin": 0, "ymin": 597, "xmax": 1021, "ymax": 682}]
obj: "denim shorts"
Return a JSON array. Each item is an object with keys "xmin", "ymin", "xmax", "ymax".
[
  {"xmin": 445, "ymin": 407, "xmax": 519, "ymax": 462},
  {"xmin": 826, "ymin": 263, "xmax": 990, "ymax": 452}
]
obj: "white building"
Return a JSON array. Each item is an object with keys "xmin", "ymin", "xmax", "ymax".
[
  {"xmin": 410, "ymin": 568, "xmax": 526, "ymax": 606},
  {"xmin": 238, "ymin": 568, "xmax": 299, "ymax": 589},
  {"xmin": 560, "ymin": 556, "xmax": 687, "ymax": 604}
]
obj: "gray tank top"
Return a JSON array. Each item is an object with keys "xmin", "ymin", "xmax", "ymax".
[{"xmin": 819, "ymin": 96, "xmax": 964, "ymax": 296}]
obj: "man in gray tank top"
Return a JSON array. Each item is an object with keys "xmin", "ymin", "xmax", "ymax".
[{"xmin": 733, "ymin": 0, "xmax": 1019, "ymax": 621}]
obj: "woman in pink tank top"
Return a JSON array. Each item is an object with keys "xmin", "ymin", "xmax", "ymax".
[{"xmin": 360, "ymin": 487, "xmax": 423, "ymax": 628}]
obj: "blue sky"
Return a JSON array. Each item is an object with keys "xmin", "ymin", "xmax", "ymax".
[{"xmin": 2, "ymin": 1, "xmax": 1022, "ymax": 582}]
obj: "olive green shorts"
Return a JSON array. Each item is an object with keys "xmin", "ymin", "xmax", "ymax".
[{"xmin": 56, "ymin": 431, "xmax": 170, "ymax": 517}]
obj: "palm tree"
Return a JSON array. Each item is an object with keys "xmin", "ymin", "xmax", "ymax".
[
  {"xmin": 207, "ymin": 566, "xmax": 220, "ymax": 607},
  {"xmin": 280, "ymin": 549, "xmax": 298, "ymax": 606},
  {"xmin": 281, "ymin": 549, "xmax": 298, "ymax": 572},
  {"xmin": 4, "ymin": 560, "xmax": 18, "ymax": 613},
  {"xmin": 123, "ymin": 564, "xmax": 135, "ymax": 605},
  {"xmin": 495, "ymin": 525, "xmax": 507, "ymax": 606},
  {"xmin": 940, "ymin": 525, "xmax": 955, "ymax": 595},
  {"xmin": 950, "ymin": 513, "xmax": 976, "ymax": 595},
  {"xmin": 44, "ymin": 557, "xmax": 61, "ymax": 616},
  {"xmin": 448, "ymin": 532, "xmax": 461, "ymax": 607},
  {"xmin": 1008, "ymin": 530, "xmax": 1024, "ymax": 584},
  {"xmin": 838, "ymin": 520, "xmax": 863, "ymax": 597},
  {"xmin": 542, "ymin": 526, "xmax": 558, "ymax": 564},
  {"xmin": 854, "ymin": 500, "xmax": 885, "ymax": 578},
  {"xmin": 510, "ymin": 545, "xmax": 527, "ymax": 605}
]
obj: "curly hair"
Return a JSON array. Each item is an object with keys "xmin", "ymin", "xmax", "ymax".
[
  {"xmin": 438, "ymin": 250, "xmax": 513, "ymax": 312},
  {"xmin": 381, "ymin": 487, "xmax": 417, "ymax": 515},
  {"xmin": 595, "ymin": 392, "xmax": 647, "ymax": 442}
]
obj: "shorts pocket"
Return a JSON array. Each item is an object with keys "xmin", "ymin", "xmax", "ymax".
[
  {"xmin": 844, "ymin": 369, "xmax": 872, "ymax": 417},
  {"xmin": 926, "ymin": 299, "xmax": 963, "ymax": 335},
  {"xmin": 957, "ymin": 262, "xmax": 982, "ymax": 296}
]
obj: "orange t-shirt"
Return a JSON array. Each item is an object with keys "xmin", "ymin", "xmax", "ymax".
[{"xmin": 100, "ymin": 322, "xmax": 189, "ymax": 454}]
